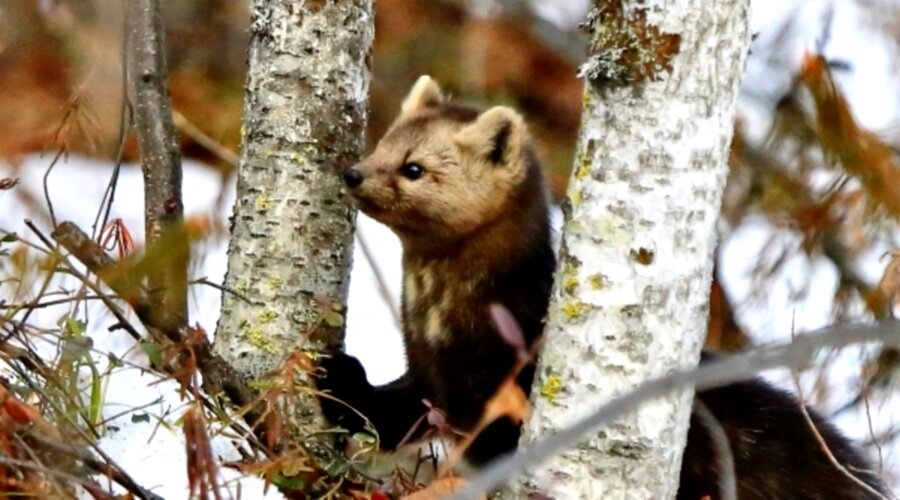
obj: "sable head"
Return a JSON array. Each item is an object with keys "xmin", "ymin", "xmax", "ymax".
[{"xmin": 341, "ymin": 76, "xmax": 533, "ymax": 246}]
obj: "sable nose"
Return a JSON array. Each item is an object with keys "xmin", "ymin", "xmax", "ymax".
[{"xmin": 342, "ymin": 167, "xmax": 364, "ymax": 188}]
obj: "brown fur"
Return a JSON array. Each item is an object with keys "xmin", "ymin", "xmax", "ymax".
[
  {"xmin": 317, "ymin": 76, "xmax": 555, "ymax": 466},
  {"xmin": 349, "ymin": 78, "xmax": 533, "ymax": 257}
]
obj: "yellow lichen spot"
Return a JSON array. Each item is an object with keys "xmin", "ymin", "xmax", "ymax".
[
  {"xmin": 574, "ymin": 158, "xmax": 591, "ymax": 180},
  {"xmin": 566, "ymin": 219, "xmax": 585, "ymax": 238},
  {"xmin": 246, "ymin": 326, "xmax": 275, "ymax": 353},
  {"xmin": 240, "ymin": 318, "xmax": 276, "ymax": 353},
  {"xmin": 540, "ymin": 373, "xmax": 562, "ymax": 403},
  {"xmin": 594, "ymin": 214, "xmax": 631, "ymax": 246},
  {"xmin": 589, "ymin": 273, "xmax": 605, "ymax": 290},
  {"xmin": 248, "ymin": 378, "xmax": 276, "ymax": 390},
  {"xmin": 254, "ymin": 193, "xmax": 272, "ymax": 212},
  {"xmin": 569, "ymin": 188, "xmax": 583, "ymax": 208},
  {"xmin": 258, "ymin": 309, "xmax": 278, "ymax": 324},
  {"xmin": 561, "ymin": 300, "xmax": 589, "ymax": 321},
  {"xmin": 562, "ymin": 271, "xmax": 579, "ymax": 296},
  {"xmin": 236, "ymin": 281, "xmax": 250, "ymax": 294},
  {"xmin": 268, "ymin": 276, "xmax": 282, "ymax": 289},
  {"xmin": 322, "ymin": 309, "xmax": 344, "ymax": 328}
]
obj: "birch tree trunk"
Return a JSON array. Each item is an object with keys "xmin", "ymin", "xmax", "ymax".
[
  {"xmin": 214, "ymin": 0, "xmax": 373, "ymax": 432},
  {"xmin": 514, "ymin": 1, "xmax": 749, "ymax": 497}
]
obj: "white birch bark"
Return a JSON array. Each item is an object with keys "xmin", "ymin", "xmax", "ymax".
[
  {"xmin": 214, "ymin": 0, "xmax": 373, "ymax": 428},
  {"xmin": 513, "ymin": 1, "xmax": 750, "ymax": 498}
]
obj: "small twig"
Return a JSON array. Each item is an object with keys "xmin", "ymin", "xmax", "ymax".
[
  {"xmin": 791, "ymin": 375, "xmax": 889, "ymax": 499},
  {"xmin": 355, "ymin": 231, "xmax": 401, "ymax": 330},
  {"xmin": 190, "ymin": 277, "xmax": 252, "ymax": 305},
  {"xmin": 0, "ymin": 340, "xmax": 55, "ymax": 382},
  {"xmin": 864, "ymin": 424, "xmax": 900, "ymax": 449},
  {"xmin": 863, "ymin": 392, "xmax": 885, "ymax": 473},
  {"xmin": 92, "ymin": 15, "xmax": 132, "ymax": 241},
  {"xmin": 0, "ymin": 229, "xmax": 51, "ymax": 255},
  {"xmin": 127, "ymin": 0, "xmax": 188, "ymax": 334},
  {"xmin": 452, "ymin": 320, "xmax": 900, "ymax": 499},
  {"xmin": 0, "ymin": 294, "xmax": 106, "ymax": 310},
  {"xmin": 97, "ymin": 396, "xmax": 164, "ymax": 428},
  {"xmin": 787, "ymin": 311, "xmax": 888, "ymax": 500},
  {"xmin": 0, "ymin": 177, "xmax": 20, "ymax": 190},
  {"xmin": 172, "ymin": 110, "xmax": 239, "ymax": 167},
  {"xmin": 692, "ymin": 399, "xmax": 736, "ymax": 500},
  {"xmin": 41, "ymin": 148, "xmax": 65, "ymax": 229}
]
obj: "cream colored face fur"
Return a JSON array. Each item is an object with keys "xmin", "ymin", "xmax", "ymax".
[{"xmin": 346, "ymin": 76, "xmax": 529, "ymax": 243}]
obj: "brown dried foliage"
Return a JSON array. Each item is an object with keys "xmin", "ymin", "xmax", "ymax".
[
  {"xmin": 0, "ymin": 385, "xmax": 69, "ymax": 496},
  {"xmin": 184, "ymin": 407, "xmax": 223, "ymax": 500},
  {"xmin": 800, "ymin": 55, "xmax": 900, "ymax": 216},
  {"xmin": 705, "ymin": 278, "xmax": 750, "ymax": 353}
]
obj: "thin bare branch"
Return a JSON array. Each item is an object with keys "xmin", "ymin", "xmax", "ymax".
[
  {"xmin": 453, "ymin": 321, "xmax": 900, "ymax": 499},
  {"xmin": 126, "ymin": 0, "xmax": 188, "ymax": 333},
  {"xmin": 355, "ymin": 231, "xmax": 401, "ymax": 330},
  {"xmin": 172, "ymin": 110, "xmax": 239, "ymax": 168},
  {"xmin": 41, "ymin": 148, "xmax": 65, "ymax": 228},
  {"xmin": 189, "ymin": 277, "xmax": 252, "ymax": 305},
  {"xmin": 692, "ymin": 399, "xmax": 737, "ymax": 500},
  {"xmin": 791, "ymin": 366, "xmax": 891, "ymax": 500}
]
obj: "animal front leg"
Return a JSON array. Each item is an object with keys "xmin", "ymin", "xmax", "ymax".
[{"xmin": 316, "ymin": 351, "xmax": 430, "ymax": 450}]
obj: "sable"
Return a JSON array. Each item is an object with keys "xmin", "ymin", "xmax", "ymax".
[{"xmin": 320, "ymin": 76, "xmax": 554, "ymax": 465}]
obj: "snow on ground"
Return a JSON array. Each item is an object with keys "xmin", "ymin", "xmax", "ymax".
[{"xmin": 0, "ymin": 157, "xmax": 285, "ymax": 499}]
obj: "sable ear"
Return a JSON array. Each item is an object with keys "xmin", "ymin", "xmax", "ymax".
[
  {"xmin": 454, "ymin": 106, "xmax": 525, "ymax": 165},
  {"xmin": 401, "ymin": 76, "xmax": 444, "ymax": 115}
]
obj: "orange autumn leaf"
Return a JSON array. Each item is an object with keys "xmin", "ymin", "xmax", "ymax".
[
  {"xmin": 402, "ymin": 477, "xmax": 483, "ymax": 500},
  {"xmin": 800, "ymin": 54, "xmax": 900, "ymax": 217},
  {"xmin": 481, "ymin": 375, "xmax": 530, "ymax": 427},
  {"xmin": 877, "ymin": 250, "xmax": 900, "ymax": 306}
]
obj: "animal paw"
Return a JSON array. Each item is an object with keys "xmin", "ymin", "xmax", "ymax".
[{"xmin": 315, "ymin": 351, "xmax": 372, "ymax": 431}]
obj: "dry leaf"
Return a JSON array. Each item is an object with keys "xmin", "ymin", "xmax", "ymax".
[
  {"xmin": 877, "ymin": 249, "xmax": 900, "ymax": 306},
  {"xmin": 402, "ymin": 477, "xmax": 483, "ymax": 500}
]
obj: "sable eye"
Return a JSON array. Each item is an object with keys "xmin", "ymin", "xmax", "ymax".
[{"xmin": 400, "ymin": 163, "xmax": 424, "ymax": 180}]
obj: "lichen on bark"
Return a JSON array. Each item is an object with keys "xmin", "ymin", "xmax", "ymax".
[
  {"xmin": 214, "ymin": 0, "xmax": 373, "ymax": 434},
  {"xmin": 511, "ymin": 0, "xmax": 750, "ymax": 498}
]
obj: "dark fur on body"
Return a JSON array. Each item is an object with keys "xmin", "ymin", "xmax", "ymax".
[
  {"xmin": 318, "ymin": 76, "xmax": 555, "ymax": 465},
  {"xmin": 683, "ymin": 354, "xmax": 886, "ymax": 499},
  {"xmin": 317, "ymin": 77, "xmax": 887, "ymax": 496},
  {"xmin": 318, "ymin": 155, "xmax": 554, "ymax": 464}
]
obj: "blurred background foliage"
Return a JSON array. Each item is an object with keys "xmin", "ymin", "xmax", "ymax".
[{"xmin": 0, "ymin": 0, "xmax": 584, "ymax": 195}]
